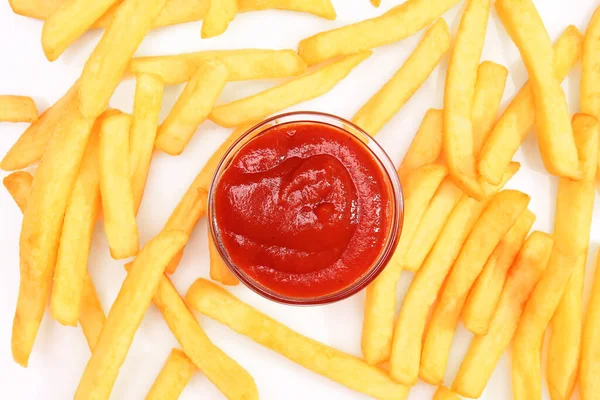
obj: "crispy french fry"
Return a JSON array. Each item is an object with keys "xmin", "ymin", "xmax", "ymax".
[
  {"xmin": 362, "ymin": 164, "xmax": 448, "ymax": 365},
  {"xmin": 297, "ymin": 0, "xmax": 461, "ymax": 65},
  {"xmin": 156, "ymin": 61, "xmax": 228, "ymax": 156},
  {"xmin": 239, "ymin": 0, "xmax": 335, "ymax": 19},
  {"xmin": 0, "ymin": 95, "xmax": 38, "ymax": 123},
  {"xmin": 78, "ymin": 0, "xmax": 167, "ymax": 118},
  {"xmin": 495, "ymin": 0, "xmax": 579, "ymax": 179},
  {"xmin": 3, "ymin": 171, "xmax": 33, "ymax": 212},
  {"xmin": 397, "ymin": 108, "xmax": 443, "ymax": 179},
  {"xmin": 581, "ymin": 251, "xmax": 600, "ymax": 400},
  {"xmin": 187, "ymin": 279, "xmax": 410, "ymax": 400},
  {"xmin": 201, "ymin": 0, "xmax": 237, "ymax": 38},
  {"xmin": 511, "ymin": 114, "xmax": 598, "ymax": 400},
  {"xmin": 433, "ymin": 387, "xmax": 460, "ymax": 400},
  {"xmin": 352, "ymin": 18, "xmax": 450, "ymax": 136},
  {"xmin": 452, "ymin": 231, "xmax": 553, "ymax": 398},
  {"xmin": 210, "ymin": 51, "xmax": 371, "ymax": 128},
  {"xmin": 581, "ymin": 6, "xmax": 600, "ymax": 180},
  {"xmin": 462, "ymin": 209, "xmax": 535, "ymax": 335},
  {"xmin": 209, "ymin": 234, "xmax": 239, "ymax": 285},
  {"xmin": 147, "ymin": 349, "xmax": 196, "ymax": 400},
  {"xmin": 99, "ymin": 113, "xmax": 139, "ymax": 259},
  {"xmin": 478, "ymin": 25, "xmax": 582, "ymax": 185},
  {"xmin": 472, "ymin": 61, "xmax": 508, "ymax": 152},
  {"xmin": 74, "ymin": 230, "xmax": 188, "ymax": 400}
]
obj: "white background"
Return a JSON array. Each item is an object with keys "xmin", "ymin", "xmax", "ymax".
[{"xmin": 1, "ymin": 0, "xmax": 600, "ymax": 399}]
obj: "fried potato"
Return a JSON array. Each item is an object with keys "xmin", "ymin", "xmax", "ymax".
[
  {"xmin": 128, "ymin": 49, "xmax": 307, "ymax": 85},
  {"xmin": 496, "ymin": 0, "xmax": 579, "ymax": 179},
  {"xmin": 0, "ymin": 95, "xmax": 38, "ymax": 123},
  {"xmin": 581, "ymin": 6, "xmax": 600, "ymax": 179},
  {"xmin": 147, "ymin": 349, "xmax": 196, "ymax": 400},
  {"xmin": 210, "ymin": 51, "xmax": 371, "ymax": 127},
  {"xmin": 478, "ymin": 25, "xmax": 582, "ymax": 185},
  {"xmin": 433, "ymin": 387, "xmax": 460, "ymax": 400},
  {"xmin": 3, "ymin": 171, "xmax": 33, "ymax": 212},
  {"xmin": 74, "ymin": 230, "xmax": 187, "ymax": 400},
  {"xmin": 201, "ymin": 0, "xmax": 237, "ymax": 38},
  {"xmin": 452, "ymin": 231, "xmax": 553, "ymax": 398},
  {"xmin": 581, "ymin": 251, "xmax": 600, "ymax": 400},
  {"xmin": 362, "ymin": 164, "xmax": 447, "ymax": 365},
  {"xmin": 462, "ymin": 209, "xmax": 535, "ymax": 335},
  {"xmin": 370, "ymin": 0, "xmax": 380, "ymax": 6},
  {"xmin": 209, "ymin": 234, "xmax": 239, "ymax": 285},
  {"xmin": 238, "ymin": 0, "xmax": 335, "ymax": 19},
  {"xmin": 397, "ymin": 108, "xmax": 443, "ymax": 179},
  {"xmin": 156, "ymin": 61, "xmax": 228, "ymax": 156},
  {"xmin": 130, "ymin": 74, "xmax": 164, "ymax": 212},
  {"xmin": 78, "ymin": 0, "xmax": 168, "ymax": 118},
  {"xmin": 297, "ymin": 0, "xmax": 461, "ymax": 65},
  {"xmin": 352, "ymin": 18, "xmax": 449, "ymax": 136},
  {"xmin": 472, "ymin": 61, "xmax": 508, "ymax": 152},
  {"xmin": 187, "ymin": 279, "xmax": 410, "ymax": 400}
]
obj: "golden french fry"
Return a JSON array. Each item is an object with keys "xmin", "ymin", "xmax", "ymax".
[
  {"xmin": 297, "ymin": 0, "xmax": 461, "ymax": 65},
  {"xmin": 99, "ymin": 113, "xmax": 139, "ymax": 259},
  {"xmin": 472, "ymin": 61, "xmax": 508, "ymax": 153},
  {"xmin": 581, "ymin": 6, "xmax": 600, "ymax": 179},
  {"xmin": 581, "ymin": 251, "xmax": 600, "ymax": 400},
  {"xmin": 201, "ymin": 0, "xmax": 237, "ymax": 38},
  {"xmin": 496, "ymin": 0, "xmax": 579, "ymax": 179},
  {"xmin": 238, "ymin": 0, "xmax": 335, "ymax": 19},
  {"xmin": 0, "ymin": 95, "xmax": 38, "ymax": 123},
  {"xmin": 210, "ymin": 51, "xmax": 371, "ymax": 127},
  {"xmin": 209, "ymin": 234, "xmax": 239, "ymax": 286},
  {"xmin": 433, "ymin": 386, "xmax": 460, "ymax": 400},
  {"xmin": 352, "ymin": 18, "xmax": 449, "ymax": 136},
  {"xmin": 362, "ymin": 164, "xmax": 448, "ymax": 365},
  {"xmin": 452, "ymin": 231, "xmax": 553, "ymax": 398},
  {"xmin": 74, "ymin": 230, "xmax": 188, "ymax": 400},
  {"xmin": 370, "ymin": 0, "xmax": 381, "ymax": 6},
  {"xmin": 478, "ymin": 25, "xmax": 582, "ymax": 185},
  {"xmin": 511, "ymin": 114, "xmax": 598, "ymax": 400},
  {"xmin": 3, "ymin": 171, "xmax": 33, "ymax": 212},
  {"xmin": 397, "ymin": 108, "xmax": 443, "ymax": 178},
  {"xmin": 78, "ymin": 0, "xmax": 167, "ymax": 118},
  {"xmin": 156, "ymin": 61, "xmax": 228, "ymax": 156},
  {"xmin": 187, "ymin": 279, "xmax": 410, "ymax": 400},
  {"xmin": 147, "ymin": 349, "xmax": 196, "ymax": 400}
]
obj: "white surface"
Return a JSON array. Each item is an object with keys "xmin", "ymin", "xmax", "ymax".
[{"xmin": 1, "ymin": 0, "xmax": 600, "ymax": 399}]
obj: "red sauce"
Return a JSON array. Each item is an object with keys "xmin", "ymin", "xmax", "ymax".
[{"xmin": 214, "ymin": 122, "xmax": 392, "ymax": 298}]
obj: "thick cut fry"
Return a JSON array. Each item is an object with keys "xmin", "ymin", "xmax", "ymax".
[
  {"xmin": 3, "ymin": 171, "xmax": 33, "ymax": 212},
  {"xmin": 74, "ymin": 230, "xmax": 187, "ymax": 400},
  {"xmin": 187, "ymin": 279, "xmax": 410, "ymax": 400},
  {"xmin": 297, "ymin": 0, "xmax": 461, "ymax": 65},
  {"xmin": 99, "ymin": 113, "xmax": 139, "ymax": 259},
  {"xmin": 443, "ymin": 0, "xmax": 490, "ymax": 200},
  {"xmin": 210, "ymin": 52, "xmax": 371, "ymax": 127},
  {"xmin": 352, "ymin": 19, "xmax": 449, "ymax": 136},
  {"xmin": 78, "ymin": 0, "xmax": 168, "ymax": 118},
  {"xmin": 462, "ymin": 209, "xmax": 535, "ymax": 334},
  {"xmin": 0, "ymin": 95, "xmax": 38, "ymax": 123},
  {"xmin": 581, "ymin": 251, "xmax": 600, "ymax": 400},
  {"xmin": 479, "ymin": 26, "xmax": 583, "ymax": 184},
  {"xmin": 472, "ymin": 61, "xmax": 508, "ymax": 152},
  {"xmin": 362, "ymin": 164, "xmax": 447, "ymax": 365},
  {"xmin": 452, "ymin": 231, "xmax": 553, "ymax": 398},
  {"xmin": 209, "ymin": 234, "xmax": 239, "ymax": 285},
  {"xmin": 495, "ymin": 0, "xmax": 579, "ymax": 179},
  {"xmin": 398, "ymin": 108, "xmax": 443, "ymax": 178},
  {"xmin": 238, "ymin": 0, "xmax": 335, "ymax": 19},
  {"xmin": 433, "ymin": 387, "xmax": 460, "ymax": 400},
  {"xmin": 147, "ymin": 349, "xmax": 196, "ymax": 400},
  {"xmin": 41, "ymin": 0, "xmax": 119, "ymax": 61},
  {"xmin": 201, "ymin": 0, "xmax": 237, "ymax": 38},
  {"xmin": 582, "ymin": 6, "xmax": 600, "ymax": 179},
  {"xmin": 156, "ymin": 61, "xmax": 228, "ymax": 155}
]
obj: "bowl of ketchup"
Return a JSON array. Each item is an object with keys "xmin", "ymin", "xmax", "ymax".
[{"xmin": 208, "ymin": 111, "xmax": 403, "ymax": 305}]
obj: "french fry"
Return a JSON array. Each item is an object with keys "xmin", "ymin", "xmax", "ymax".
[
  {"xmin": 401, "ymin": 189, "xmax": 530, "ymax": 385},
  {"xmin": 74, "ymin": 230, "xmax": 188, "ymax": 400},
  {"xmin": 397, "ymin": 108, "xmax": 443, "ymax": 179},
  {"xmin": 3, "ymin": 171, "xmax": 33, "ymax": 212},
  {"xmin": 297, "ymin": 0, "xmax": 461, "ymax": 66},
  {"xmin": 370, "ymin": 0, "xmax": 381, "ymax": 7},
  {"xmin": 495, "ymin": 0, "xmax": 579, "ymax": 179},
  {"xmin": 511, "ymin": 114, "xmax": 598, "ymax": 400},
  {"xmin": 581, "ymin": 6, "xmax": 600, "ymax": 179},
  {"xmin": 452, "ymin": 231, "xmax": 553, "ymax": 398},
  {"xmin": 78, "ymin": 0, "xmax": 168, "ymax": 118},
  {"xmin": 209, "ymin": 234, "xmax": 239, "ymax": 285},
  {"xmin": 99, "ymin": 113, "xmax": 139, "ymax": 259},
  {"xmin": 478, "ymin": 25, "xmax": 583, "ymax": 185},
  {"xmin": 362, "ymin": 164, "xmax": 448, "ymax": 365},
  {"xmin": 210, "ymin": 51, "xmax": 371, "ymax": 128},
  {"xmin": 156, "ymin": 60, "xmax": 228, "ymax": 156},
  {"xmin": 352, "ymin": 18, "xmax": 450, "ymax": 136},
  {"xmin": 462, "ymin": 209, "xmax": 535, "ymax": 335},
  {"xmin": 433, "ymin": 387, "xmax": 460, "ymax": 400},
  {"xmin": 240, "ymin": 0, "xmax": 335, "ymax": 19},
  {"xmin": 581, "ymin": 251, "xmax": 600, "ymax": 400},
  {"xmin": 128, "ymin": 49, "xmax": 307, "ymax": 85},
  {"xmin": 472, "ymin": 61, "xmax": 508, "ymax": 152},
  {"xmin": 0, "ymin": 95, "xmax": 38, "ymax": 123},
  {"xmin": 130, "ymin": 74, "xmax": 164, "ymax": 212},
  {"xmin": 201, "ymin": 0, "xmax": 237, "ymax": 38},
  {"xmin": 147, "ymin": 349, "xmax": 196, "ymax": 400},
  {"xmin": 187, "ymin": 279, "xmax": 410, "ymax": 400},
  {"xmin": 443, "ymin": 0, "xmax": 490, "ymax": 200}
]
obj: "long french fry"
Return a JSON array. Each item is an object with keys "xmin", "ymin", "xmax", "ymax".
[
  {"xmin": 201, "ymin": 0, "xmax": 237, "ymax": 38},
  {"xmin": 433, "ymin": 387, "xmax": 460, "ymax": 400},
  {"xmin": 352, "ymin": 18, "xmax": 450, "ymax": 136},
  {"xmin": 452, "ymin": 231, "xmax": 553, "ymax": 398},
  {"xmin": 397, "ymin": 108, "xmax": 443, "ymax": 178},
  {"xmin": 362, "ymin": 164, "xmax": 447, "ymax": 365},
  {"xmin": 472, "ymin": 61, "xmax": 508, "ymax": 152},
  {"xmin": 146, "ymin": 349, "xmax": 196, "ymax": 400},
  {"xmin": 0, "ymin": 95, "xmax": 38, "ymax": 123},
  {"xmin": 74, "ymin": 230, "xmax": 188, "ymax": 400},
  {"xmin": 3, "ymin": 171, "xmax": 33, "ymax": 212},
  {"xmin": 209, "ymin": 234, "xmax": 239, "ymax": 285},
  {"xmin": 581, "ymin": 5, "xmax": 600, "ymax": 179},
  {"xmin": 187, "ymin": 279, "xmax": 410, "ymax": 400},
  {"xmin": 581, "ymin": 251, "xmax": 600, "ymax": 400},
  {"xmin": 238, "ymin": 0, "xmax": 336, "ymax": 19},
  {"xmin": 297, "ymin": 0, "xmax": 461, "ymax": 66},
  {"xmin": 210, "ymin": 51, "xmax": 371, "ymax": 128}
]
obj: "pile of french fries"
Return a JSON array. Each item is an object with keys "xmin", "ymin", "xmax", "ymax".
[{"xmin": 2, "ymin": 0, "xmax": 600, "ymax": 398}]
